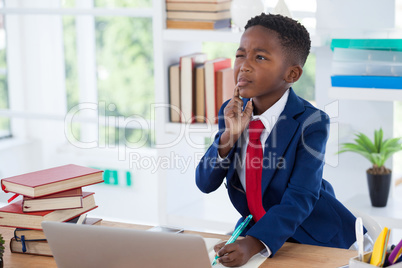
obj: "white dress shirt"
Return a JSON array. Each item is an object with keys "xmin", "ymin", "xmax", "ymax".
[{"xmin": 236, "ymin": 89, "xmax": 290, "ymax": 192}]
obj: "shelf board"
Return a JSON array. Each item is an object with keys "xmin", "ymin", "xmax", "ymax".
[
  {"xmin": 164, "ymin": 28, "xmax": 322, "ymax": 46},
  {"xmin": 329, "ymin": 87, "xmax": 402, "ymax": 101},
  {"xmin": 163, "ymin": 28, "xmax": 242, "ymax": 43}
]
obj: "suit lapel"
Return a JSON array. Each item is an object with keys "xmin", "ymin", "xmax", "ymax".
[{"xmin": 260, "ymin": 88, "xmax": 305, "ymax": 194}]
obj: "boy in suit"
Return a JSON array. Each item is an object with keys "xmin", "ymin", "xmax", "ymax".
[{"xmin": 196, "ymin": 13, "xmax": 358, "ymax": 266}]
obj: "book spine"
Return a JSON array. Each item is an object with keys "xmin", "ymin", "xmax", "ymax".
[
  {"xmin": 1, "ymin": 181, "xmax": 6, "ymax": 192},
  {"xmin": 10, "ymin": 238, "xmax": 53, "ymax": 257}
]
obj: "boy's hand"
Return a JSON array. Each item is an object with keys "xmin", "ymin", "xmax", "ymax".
[
  {"xmin": 218, "ymin": 86, "xmax": 253, "ymax": 157},
  {"xmin": 213, "ymin": 236, "xmax": 264, "ymax": 267}
]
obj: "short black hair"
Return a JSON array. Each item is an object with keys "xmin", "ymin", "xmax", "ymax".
[{"xmin": 245, "ymin": 13, "xmax": 311, "ymax": 66}]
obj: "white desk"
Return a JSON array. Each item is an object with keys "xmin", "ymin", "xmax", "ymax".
[
  {"xmin": 344, "ymin": 194, "xmax": 402, "ymax": 243},
  {"xmin": 344, "ymin": 194, "xmax": 402, "ymax": 229}
]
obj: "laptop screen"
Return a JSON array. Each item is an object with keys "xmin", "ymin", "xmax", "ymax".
[{"xmin": 42, "ymin": 221, "xmax": 211, "ymax": 268}]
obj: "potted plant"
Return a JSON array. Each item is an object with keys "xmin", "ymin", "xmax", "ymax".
[
  {"xmin": 0, "ymin": 233, "xmax": 4, "ymax": 268},
  {"xmin": 338, "ymin": 128, "xmax": 402, "ymax": 207}
]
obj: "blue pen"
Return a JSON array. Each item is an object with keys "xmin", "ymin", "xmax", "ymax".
[{"xmin": 211, "ymin": 215, "xmax": 253, "ymax": 266}]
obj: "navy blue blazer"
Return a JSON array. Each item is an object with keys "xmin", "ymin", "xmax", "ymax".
[{"xmin": 196, "ymin": 88, "xmax": 357, "ymax": 256}]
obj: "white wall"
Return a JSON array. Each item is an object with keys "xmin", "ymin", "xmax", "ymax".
[{"xmin": 315, "ymin": 0, "xmax": 396, "ymax": 202}]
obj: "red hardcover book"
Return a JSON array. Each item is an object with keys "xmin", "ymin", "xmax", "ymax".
[
  {"xmin": 22, "ymin": 188, "xmax": 83, "ymax": 212},
  {"xmin": 216, "ymin": 67, "xmax": 235, "ymax": 113},
  {"xmin": 180, "ymin": 52, "xmax": 207, "ymax": 123},
  {"xmin": 1, "ymin": 164, "xmax": 103, "ymax": 198},
  {"xmin": 204, "ymin": 58, "xmax": 231, "ymax": 124},
  {"xmin": 0, "ymin": 192, "xmax": 97, "ymax": 230}
]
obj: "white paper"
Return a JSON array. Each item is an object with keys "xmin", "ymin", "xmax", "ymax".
[{"xmin": 204, "ymin": 238, "xmax": 267, "ymax": 268}]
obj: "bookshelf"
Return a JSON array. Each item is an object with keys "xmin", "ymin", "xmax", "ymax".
[
  {"xmin": 163, "ymin": 28, "xmax": 242, "ymax": 43},
  {"xmin": 152, "ymin": 1, "xmax": 240, "ymax": 232},
  {"xmin": 154, "ymin": 2, "xmax": 402, "ymax": 232}
]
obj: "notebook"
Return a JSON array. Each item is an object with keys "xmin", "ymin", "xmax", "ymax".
[{"xmin": 42, "ymin": 221, "xmax": 211, "ymax": 268}]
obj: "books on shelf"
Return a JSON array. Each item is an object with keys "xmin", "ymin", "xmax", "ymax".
[
  {"xmin": 180, "ymin": 52, "xmax": 207, "ymax": 123},
  {"xmin": 22, "ymin": 188, "xmax": 83, "ymax": 212},
  {"xmin": 166, "ymin": 19, "xmax": 231, "ymax": 30},
  {"xmin": 168, "ymin": 55, "xmax": 235, "ymax": 124},
  {"xmin": 204, "ymin": 57, "xmax": 232, "ymax": 123},
  {"xmin": 1, "ymin": 164, "xmax": 104, "ymax": 198},
  {"xmin": 216, "ymin": 67, "xmax": 235, "ymax": 110},
  {"xmin": 195, "ymin": 64, "xmax": 206, "ymax": 123},
  {"xmin": 0, "ymin": 192, "xmax": 97, "ymax": 230},
  {"xmin": 166, "ymin": 1, "xmax": 232, "ymax": 12},
  {"xmin": 165, "ymin": 0, "xmax": 231, "ymax": 30},
  {"xmin": 167, "ymin": 10, "xmax": 231, "ymax": 20},
  {"xmin": 169, "ymin": 63, "xmax": 181, "ymax": 123}
]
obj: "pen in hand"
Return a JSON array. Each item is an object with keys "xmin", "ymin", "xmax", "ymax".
[{"xmin": 211, "ymin": 215, "xmax": 253, "ymax": 266}]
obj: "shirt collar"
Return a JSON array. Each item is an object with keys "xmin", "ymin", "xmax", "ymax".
[{"xmin": 250, "ymin": 89, "xmax": 290, "ymax": 132}]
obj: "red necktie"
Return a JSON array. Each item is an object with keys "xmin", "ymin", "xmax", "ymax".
[{"xmin": 246, "ymin": 120, "xmax": 266, "ymax": 222}]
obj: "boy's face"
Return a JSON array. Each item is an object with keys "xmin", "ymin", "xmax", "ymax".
[{"xmin": 234, "ymin": 25, "xmax": 293, "ymax": 102}]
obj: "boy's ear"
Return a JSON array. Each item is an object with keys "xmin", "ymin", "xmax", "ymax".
[{"xmin": 285, "ymin": 65, "xmax": 303, "ymax": 84}]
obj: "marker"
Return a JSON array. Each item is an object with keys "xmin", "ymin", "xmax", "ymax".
[{"xmin": 211, "ymin": 215, "xmax": 253, "ymax": 266}]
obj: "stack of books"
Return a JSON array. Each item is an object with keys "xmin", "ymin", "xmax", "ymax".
[
  {"xmin": 169, "ymin": 52, "xmax": 234, "ymax": 124},
  {"xmin": 166, "ymin": 0, "xmax": 232, "ymax": 30},
  {"xmin": 0, "ymin": 164, "xmax": 104, "ymax": 256}
]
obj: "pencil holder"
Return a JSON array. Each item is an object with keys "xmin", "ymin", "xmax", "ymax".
[{"xmin": 349, "ymin": 252, "xmax": 402, "ymax": 267}]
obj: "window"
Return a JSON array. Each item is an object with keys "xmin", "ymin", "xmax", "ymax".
[
  {"xmin": 59, "ymin": 0, "xmax": 155, "ymax": 147},
  {"xmin": 0, "ymin": 0, "xmax": 11, "ymax": 139},
  {"xmin": 292, "ymin": 53, "xmax": 315, "ymax": 102}
]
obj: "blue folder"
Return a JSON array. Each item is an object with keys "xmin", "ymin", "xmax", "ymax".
[{"xmin": 331, "ymin": 75, "xmax": 402, "ymax": 89}]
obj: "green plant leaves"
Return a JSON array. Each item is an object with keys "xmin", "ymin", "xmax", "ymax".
[
  {"xmin": 374, "ymin": 128, "xmax": 383, "ymax": 153},
  {"xmin": 0, "ymin": 234, "xmax": 4, "ymax": 257},
  {"xmin": 338, "ymin": 128, "xmax": 402, "ymax": 169},
  {"xmin": 355, "ymin": 132, "xmax": 377, "ymax": 153}
]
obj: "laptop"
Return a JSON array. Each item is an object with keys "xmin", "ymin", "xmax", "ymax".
[{"xmin": 42, "ymin": 221, "xmax": 211, "ymax": 268}]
